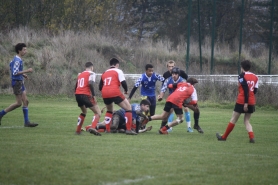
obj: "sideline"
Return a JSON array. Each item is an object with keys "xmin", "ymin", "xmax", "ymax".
[
  {"xmin": 0, "ymin": 126, "xmax": 24, "ymax": 129},
  {"xmin": 103, "ymin": 176, "xmax": 154, "ymax": 185}
]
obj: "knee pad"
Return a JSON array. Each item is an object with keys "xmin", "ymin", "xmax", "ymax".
[{"xmin": 176, "ymin": 118, "xmax": 184, "ymax": 124}]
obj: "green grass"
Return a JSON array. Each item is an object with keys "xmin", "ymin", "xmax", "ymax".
[{"xmin": 0, "ymin": 95, "xmax": 277, "ymax": 185}]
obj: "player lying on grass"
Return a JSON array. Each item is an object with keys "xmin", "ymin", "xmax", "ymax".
[
  {"xmin": 83, "ymin": 99, "xmax": 152, "ymax": 133},
  {"xmin": 149, "ymin": 78, "xmax": 201, "ymax": 134}
]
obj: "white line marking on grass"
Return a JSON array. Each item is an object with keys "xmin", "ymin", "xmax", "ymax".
[
  {"xmin": 0, "ymin": 126, "xmax": 24, "ymax": 129},
  {"xmin": 103, "ymin": 176, "xmax": 154, "ymax": 185}
]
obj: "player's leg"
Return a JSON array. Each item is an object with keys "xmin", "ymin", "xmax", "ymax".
[
  {"xmin": 159, "ymin": 108, "xmax": 183, "ymax": 134},
  {"xmin": 110, "ymin": 112, "xmax": 121, "ymax": 133},
  {"xmin": 117, "ymin": 97, "xmax": 137, "ymax": 135},
  {"xmin": 167, "ymin": 109, "xmax": 174, "ymax": 132},
  {"xmin": 21, "ymin": 90, "xmax": 38, "ymax": 127},
  {"xmin": 216, "ymin": 106, "xmax": 241, "ymax": 141},
  {"xmin": 76, "ymin": 105, "xmax": 87, "ymax": 134},
  {"xmin": 183, "ymin": 107, "xmax": 193, "ymax": 132},
  {"xmin": 148, "ymin": 96, "xmax": 156, "ymax": 116},
  {"xmin": 0, "ymin": 81, "xmax": 23, "ymax": 125},
  {"xmin": 103, "ymin": 98, "xmax": 114, "ymax": 133},
  {"xmin": 88, "ymin": 98, "xmax": 101, "ymax": 129},
  {"xmin": 188, "ymin": 104, "xmax": 203, "ymax": 133},
  {"xmin": 244, "ymin": 112, "xmax": 255, "ymax": 143}
]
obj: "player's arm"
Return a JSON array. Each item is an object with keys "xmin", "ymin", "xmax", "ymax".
[
  {"xmin": 99, "ymin": 77, "xmax": 103, "ymax": 91},
  {"xmin": 121, "ymin": 80, "xmax": 128, "ymax": 94},
  {"xmin": 155, "ymin": 73, "xmax": 165, "ymax": 82},
  {"xmin": 180, "ymin": 70, "xmax": 188, "ymax": 80},
  {"xmin": 158, "ymin": 79, "xmax": 168, "ymax": 101},
  {"xmin": 128, "ymin": 77, "xmax": 142, "ymax": 99},
  {"xmin": 239, "ymin": 73, "xmax": 249, "ymax": 104},
  {"xmin": 89, "ymin": 81, "xmax": 95, "ymax": 97},
  {"xmin": 254, "ymin": 88, "xmax": 258, "ymax": 94},
  {"xmin": 89, "ymin": 73, "xmax": 96, "ymax": 97}
]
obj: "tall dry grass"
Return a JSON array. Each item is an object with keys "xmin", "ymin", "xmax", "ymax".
[{"xmin": 0, "ymin": 27, "xmax": 277, "ymax": 108}]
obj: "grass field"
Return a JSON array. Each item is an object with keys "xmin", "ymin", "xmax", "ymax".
[{"xmin": 0, "ymin": 94, "xmax": 277, "ymax": 185}]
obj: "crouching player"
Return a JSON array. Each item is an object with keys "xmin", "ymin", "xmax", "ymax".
[
  {"xmin": 84, "ymin": 99, "xmax": 152, "ymax": 133},
  {"xmin": 149, "ymin": 78, "xmax": 197, "ymax": 134}
]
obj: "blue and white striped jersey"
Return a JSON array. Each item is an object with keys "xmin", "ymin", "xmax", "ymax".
[
  {"xmin": 10, "ymin": 56, "xmax": 24, "ymax": 81},
  {"xmin": 134, "ymin": 73, "xmax": 164, "ymax": 96},
  {"xmin": 118, "ymin": 103, "xmax": 142, "ymax": 122},
  {"xmin": 161, "ymin": 76, "xmax": 186, "ymax": 94}
]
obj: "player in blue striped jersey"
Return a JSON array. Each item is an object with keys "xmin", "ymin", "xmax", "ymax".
[
  {"xmin": 0, "ymin": 43, "xmax": 38, "ymax": 127},
  {"xmin": 128, "ymin": 64, "xmax": 164, "ymax": 116}
]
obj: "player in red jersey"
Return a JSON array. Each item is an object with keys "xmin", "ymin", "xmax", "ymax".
[
  {"xmin": 216, "ymin": 60, "xmax": 258, "ymax": 143},
  {"xmin": 149, "ymin": 78, "xmax": 197, "ymax": 134},
  {"xmin": 75, "ymin": 62, "xmax": 101, "ymax": 136},
  {"xmin": 99, "ymin": 58, "xmax": 137, "ymax": 135}
]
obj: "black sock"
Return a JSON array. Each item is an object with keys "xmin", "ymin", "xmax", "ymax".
[
  {"xmin": 194, "ymin": 112, "xmax": 200, "ymax": 127},
  {"xmin": 160, "ymin": 121, "xmax": 167, "ymax": 128}
]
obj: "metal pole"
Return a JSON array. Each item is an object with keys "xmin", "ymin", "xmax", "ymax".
[
  {"xmin": 238, "ymin": 0, "xmax": 245, "ymax": 74},
  {"xmin": 186, "ymin": 0, "xmax": 192, "ymax": 74},
  {"xmin": 210, "ymin": 0, "xmax": 216, "ymax": 74},
  {"xmin": 198, "ymin": 0, "xmax": 202, "ymax": 72},
  {"xmin": 268, "ymin": 0, "xmax": 274, "ymax": 74}
]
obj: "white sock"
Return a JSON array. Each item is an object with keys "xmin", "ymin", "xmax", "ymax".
[{"xmin": 187, "ymin": 122, "xmax": 191, "ymax": 128}]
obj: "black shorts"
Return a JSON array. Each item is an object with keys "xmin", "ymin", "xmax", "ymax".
[
  {"xmin": 75, "ymin": 94, "xmax": 96, "ymax": 108},
  {"xmin": 163, "ymin": 102, "xmax": 183, "ymax": 115},
  {"xmin": 234, "ymin": 103, "xmax": 255, "ymax": 114},
  {"xmin": 103, "ymin": 96, "xmax": 125, "ymax": 105},
  {"xmin": 12, "ymin": 80, "xmax": 25, "ymax": 95},
  {"xmin": 113, "ymin": 111, "xmax": 126, "ymax": 129}
]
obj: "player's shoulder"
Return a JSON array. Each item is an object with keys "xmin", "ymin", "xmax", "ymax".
[{"xmin": 163, "ymin": 71, "xmax": 170, "ymax": 77}]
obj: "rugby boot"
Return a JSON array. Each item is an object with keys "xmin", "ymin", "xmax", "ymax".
[
  {"xmin": 24, "ymin": 122, "xmax": 38, "ymax": 127},
  {"xmin": 216, "ymin": 133, "xmax": 226, "ymax": 141},
  {"xmin": 88, "ymin": 128, "xmax": 101, "ymax": 136}
]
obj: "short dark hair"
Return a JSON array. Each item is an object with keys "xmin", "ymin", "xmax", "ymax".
[
  {"xmin": 145, "ymin": 64, "xmax": 153, "ymax": 71},
  {"xmin": 110, "ymin": 58, "xmax": 120, "ymax": 66},
  {"xmin": 140, "ymin": 99, "xmax": 151, "ymax": 106},
  {"xmin": 187, "ymin": 77, "xmax": 198, "ymax": 85},
  {"xmin": 241, "ymin": 60, "xmax": 251, "ymax": 71},
  {"xmin": 171, "ymin": 67, "xmax": 180, "ymax": 75},
  {"xmin": 85, "ymin": 62, "xmax": 93, "ymax": 68},
  {"xmin": 15, "ymin": 43, "xmax": 26, "ymax": 54}
]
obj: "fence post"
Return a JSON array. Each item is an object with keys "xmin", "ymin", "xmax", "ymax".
[
  {"xmin": 186, "ymin": 0, "xmax": 192, "ymax": 74},
  {"xmin": 268, "ymin": 0, "xmax": 274, "ymax": 74},
  {"xmin": 198, "ymin": 0, "xmax": 203, "ymax": 72},
  {"xmin": 238, "ymin": 0, "xmax": 245, "ymax": 74},
  {"xmin": 210, "ymin": 0, "xmax": 216, "ymax": 74}
]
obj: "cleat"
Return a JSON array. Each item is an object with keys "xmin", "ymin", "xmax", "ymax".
[
  {"xmin": 88, "ymin": 128, "xmax": 101, "ymax": 136},
  {"xmin": 110, "ymin": 129, "xmax": 118, "ymax": 133},
  {"xmin": 24, "ymin": 122, "xmax": 38, "ymax": 127},
  {"xmin": 118, "ymin": 129, "xmax": 126, "ymax": 133},
  {"xmin": 158, "ymin": 128, "xmax": 168, "ymax": 135},
  {"xmin": 194, "ymin": 125, "xmax": 204, "ymax": 133},
  {"xmin": 139, "ymin": 126, "xmax": 153, "ymax": 133},
  {"xmin": 216, "ymin": 133, "xmax": 226, "ymax": 141},
  {"xmin": 250, "ymin": 138, "xmax": 255, "ymax": 143},
  {"xmin": 187, "ymin": 127, "xmax": 193, "ymax": 133},
  {"xmin": 75, "ymin": 131, "xmax": 82, "ymax": 135},
  {"xmin": 125, "ymin": 130, "xmax": 137, "ymax": 135},
  {"xmin": 146, "ymin": 125, "xmax": 152, "ymax": 131},
  {"xmin": 167, "ymin": 127, "xmax": 173, "ymax": 133}
]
